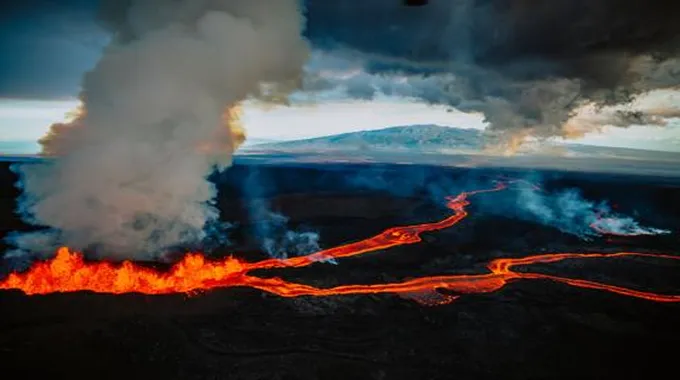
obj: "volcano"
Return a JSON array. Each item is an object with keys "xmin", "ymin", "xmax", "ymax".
[{"xmin": 0, "ymin": 158, "xmax": 678, "ymax": 379}]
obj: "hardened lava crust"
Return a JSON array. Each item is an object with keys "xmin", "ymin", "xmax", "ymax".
[{"xmin": 0, "ymin": 160, "xmax": 678, "ymax": 380}]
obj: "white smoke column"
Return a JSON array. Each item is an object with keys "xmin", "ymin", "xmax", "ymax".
[
  {"xmin": 516, "ymin": 186, "xmax": 670, "ymax": 239},
  {"xmin": 243, "ymin": 170, "xmax": 322, "ymax": 260},
  {"xmin": 261, "ymin": 217, "xmax": 322, "ymax": 260},
  {"xmin": 590, "ymin": 216, "xmax": 671, "ymax": 237},
  {"xmin": 10, "ymin": 0, "xmax": 310, "ymax": 260}
]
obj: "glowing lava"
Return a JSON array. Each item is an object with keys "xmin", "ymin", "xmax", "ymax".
[
  {"xmin": 1, "ymin": 180, "xmax": 678, "ymax": 305},
  {"xmin": 0, "ymin": 248, "xmax": 247, "ymax": 295}
]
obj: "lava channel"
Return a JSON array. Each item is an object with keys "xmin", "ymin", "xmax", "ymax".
[{"xmin": 1, "ymin": 180, "xmax": 678, "ymax": 306}]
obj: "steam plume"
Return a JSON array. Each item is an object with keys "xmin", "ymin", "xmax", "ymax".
[
  {"xmin": 255, "ymin": 208, "xmax": 322, "ymax": 259},
  {"xmin": 516, "ymin": 186, "xmax": 670, "ymax": 239},
  {"xmin": 343, "ymin": 167, "xmax": 670, "ymax": 238},
  {"xmin": 243, "ymin": 169, "xmax": 321, "ymax": 259},
  {"xmin": 9, "ymin": 0, "xmax": 309, "ymax": 260}
]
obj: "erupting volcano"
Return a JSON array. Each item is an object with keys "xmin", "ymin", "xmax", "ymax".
[{"xmin": 1, "ymin": 180, "xmax": 677, "ymax": 305}]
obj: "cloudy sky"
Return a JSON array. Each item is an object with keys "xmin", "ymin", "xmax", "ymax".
[{"xmin": 1, "ymin": 0, "xmax": 680, "ymax": 154}]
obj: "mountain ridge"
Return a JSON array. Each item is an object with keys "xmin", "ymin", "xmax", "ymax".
[
  {"xmin": 247, "ymin": 124, "xmax": 680, "ymax": 162},
  {"xmin": 252, "ymin": 124, "xmax": 484, "ymax": 152}
]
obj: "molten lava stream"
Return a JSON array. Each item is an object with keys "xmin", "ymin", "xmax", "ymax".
[
  {"xmin": 251, "ymin": 181, "xmax": 508, "ymax": 270},
  {"xmin": 237, "ymin": 252, "xmax": 680, "ymax": 305},
  {"xmin": 1, "ymin": 180, "xmax": 678, "ymax": 305}
]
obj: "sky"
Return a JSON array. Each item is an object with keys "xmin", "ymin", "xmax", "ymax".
[
  {"xmin": 3, "ymin": 95, "xmax": 679, "ymax": 153},
  {"xmin": 1, "ymin": 0, "xmax": 680, "ymax": 155}
]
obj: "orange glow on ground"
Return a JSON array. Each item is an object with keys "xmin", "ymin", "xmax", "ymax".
[{"xmin": 1, "ymin": 180, "xmax": 678, "ymax": 305}]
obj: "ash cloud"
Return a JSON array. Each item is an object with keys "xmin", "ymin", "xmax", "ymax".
[
  {"xmin": 9, "ymin": 0, "xmax": 310, "ymax": 260},
  {"xmin": 303, "ymin": 0, "xmax": 680, "ymax": 146},
  {"xmin": 564, "ymin": 90, "xmax": 680, "ymax": 138}
]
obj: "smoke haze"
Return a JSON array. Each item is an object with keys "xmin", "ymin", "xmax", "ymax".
[
  {"xmin": 9, "ymin": 0, "xmax": 309, "ymax": 260},
  {"xmin": 243, "ymin": 169, "xmax": 321, "ymax": 259},
  {"xmin": 515, "ymin": 186, "xmax": 670, "ymax": 239},
  {"xmin": 344, "ymin": 167, "xmax": 670, "ymax": 238}
]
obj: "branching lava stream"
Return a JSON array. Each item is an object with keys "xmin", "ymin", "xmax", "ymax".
[{"xmin": 1, "ymin": 180, "xmax": 678, "ymax": 305}]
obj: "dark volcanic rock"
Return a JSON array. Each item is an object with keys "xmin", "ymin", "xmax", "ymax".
[{"xmin": 0, "ymin": 160, "xmax": 679, "ymax": 379}]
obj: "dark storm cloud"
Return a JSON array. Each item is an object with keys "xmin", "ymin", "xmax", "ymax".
[
  {"xmin": 303, "ymin": 0, "xmax": 680, "ymax": 141},
  {"xmin": 0, "ymin": 0, "xmax": 105, "ymax": 99},
  {"xmin": 4, "ymin": 0, "xmax": 680, "ymax": 141}
]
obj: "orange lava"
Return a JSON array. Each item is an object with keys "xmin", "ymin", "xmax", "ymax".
[{"xmin": 1, "ymin": 180, "xmax": 678, "ymax": 305}]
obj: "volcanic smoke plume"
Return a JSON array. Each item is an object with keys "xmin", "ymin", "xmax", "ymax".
[
  {"xmin": 303, "ymin": 0, "xmax": 680, "ymax": 147},
  {"xmin": 515, "ymin": 186, "xmax": 671, "ymax": 239},
  {"xmin": 8, "ymin": 0, "xmax": 310, "ymax": 260},
  {"xmin": 242, "ymin": 168, "xmax": 321, "ymax": 259}
]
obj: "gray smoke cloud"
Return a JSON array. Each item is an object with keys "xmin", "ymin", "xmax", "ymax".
[
  {"xmin": 250, "ymin": 205, "xmax": 322, "ymax": 259},
  {"xmin": 516, "ymin": 186, "xmax": 670, "ymax": 238},
  {"xmin": 9, "ymin": 0, "xmax": 310, "ymax": 260},
  {"xmin": 302, "ymin": 0, "xmax": 680, "ymax": 147},
  {"xmin": 563, "ymin": 91, "xmax": 680, "ymax": 138},
  {"xmin": 343, "ymin": 166, "xmax": 670, "ymax": 238},
  {"xmin": 243, "ymin": 169, "xmax": 321, "ymax": 260}
]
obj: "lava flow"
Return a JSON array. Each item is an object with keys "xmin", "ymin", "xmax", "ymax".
[{"xmin": 1, "ymin": 180, "xmax": 678, "ymax": 305}]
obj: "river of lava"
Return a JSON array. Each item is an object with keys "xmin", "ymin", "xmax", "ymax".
[{"xmin": 1, "ymin": 180, "xmax": 678, "ymax": 304}]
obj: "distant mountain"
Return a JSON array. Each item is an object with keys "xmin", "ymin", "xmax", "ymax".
[
  {"xmin": 253, "ymin": 125, "xmax": 484, "ymax": 152},
  {"xmin": 249, "ymin": 125, "xmax": 680, "ymax": 162},
  {"xmin": 241, "ymin": 137, "xmax": 282, "ymax": 147}
]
